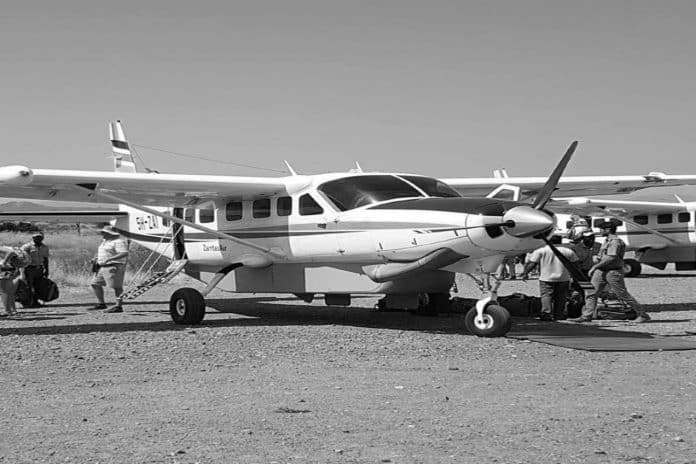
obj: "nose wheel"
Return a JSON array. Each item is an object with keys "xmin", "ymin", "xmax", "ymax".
[
  {"xmin": 464, "ymin": 301, "xmax": 512, "ymax": 337},
  {"xmin": 464, "ymin": 271, "xmax": 512, "ymax": 337}
]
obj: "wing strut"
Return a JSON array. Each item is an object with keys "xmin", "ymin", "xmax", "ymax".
[{"xmin": 73, "ymin": 185, "xmax": 285, "ymax": 258}]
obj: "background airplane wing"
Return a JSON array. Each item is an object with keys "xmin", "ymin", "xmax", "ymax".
[
  {"xmin": 0, "ymin": 166, "xmax": 300, "ymax": 207},
  {"xmin": 442, "ymin": 173, "xmax": 696, "ymax": 199},
  {"xmin": 546, "ymin": 198, "xmax": 689, "ymax": 216}
]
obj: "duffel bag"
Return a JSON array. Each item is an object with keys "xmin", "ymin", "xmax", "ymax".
[
  {"xmin": 14, "ymin": 279, "xmax": 33, "ymax": 307},
  {"xmin": 498, "ymin": 293, "xmax": 541, "ymax": 317},
  {"xmin": 36, "ymin": 276, "xmax": 59, "ymax": 302}
]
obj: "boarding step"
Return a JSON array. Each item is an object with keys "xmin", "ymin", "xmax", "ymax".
[{"xmin": 121, "ymin": 259, "xmax": 188, "ymax": 301}]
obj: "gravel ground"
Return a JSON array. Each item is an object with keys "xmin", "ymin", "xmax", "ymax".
[{"xmin": 1, "ymin": 269, "xmax": 695, "ymax": 464}]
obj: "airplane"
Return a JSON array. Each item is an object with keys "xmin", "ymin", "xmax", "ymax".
[
  {"xmin": 550, "ymin": 197, "xmax": 696, "ymax": 277},
  {"xmin": 3, "ymin": 121, "xmax": 696, "ymax": 338}
]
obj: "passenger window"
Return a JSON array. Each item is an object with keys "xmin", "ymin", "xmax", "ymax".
[
  {"xmin": 199, "ymin": 205, "xmax": 214, "ymax": 223},
  {"xmin": 253, "ymin": 199, "xmax": 271, "ymax": 218},
  {"xmin": 633, "ymin": 215, "xmax": 648, "ymax": 225},
  {"xmin": 592, "ymin": 218, "xmax": 604, "ymax": 228},
  {"xmin": 657, "ymin": 214, "xmax": 673, "ymax": 224},
  {"xmin": 277, "ymin": 196, "xmax": 292, "ymax": 216},
  {"xmin": 678, "ymin": 212, "xmax": 690, "ymax": 223},
  {"xmin": 300, "ymin": 194, "xmax": 323, "ymax": 216},
  {"xmin": 226, "ymin": 202, "xmax": 243, "ymax": 221},
  {"xmin": 184, "ymin": 208, "xmax": 194, "ymax": 223}
]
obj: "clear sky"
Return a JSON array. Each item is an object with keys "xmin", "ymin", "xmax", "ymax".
[{"xmin": 1, "ymin": 0, "xmax": 695, "ymax": 178}]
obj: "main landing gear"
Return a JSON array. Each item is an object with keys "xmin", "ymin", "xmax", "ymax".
[
  {"xmin": 463, "ymin": 272, "xmax": 513, "ymax": 338},
  {"xmin": 169, "ymin": 264, "xmax": 240, "ymax": 325},
  {"xmin": 170, "ymin": 288, "xmax": 206, "ymax": 324}
]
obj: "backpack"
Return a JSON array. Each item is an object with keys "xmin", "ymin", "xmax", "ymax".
[{"xmin": 36, "ymin": 277, "xmax": 59, "ymax": 302}]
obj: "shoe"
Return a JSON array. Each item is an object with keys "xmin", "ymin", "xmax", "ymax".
[
  {"xmin": 634, "ymin": 315, "xmax": 651, "ymax": 323},
  {"xmin": 539, "ymin": 314, "xmax": 555, "ymax": 322},
  {"xmin": 104, "ymin": 306, "xmax": 123, "ymax": 313},
  {"xmin": 568, "ymin": 317, "xmax": 593, "ymax": 323},
  {"xmin": 88, "ymin": 303, "xmax": 108, "ymax": 310}
]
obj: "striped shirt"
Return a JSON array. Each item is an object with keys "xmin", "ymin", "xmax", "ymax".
[{"xmin": 96, "ymin": 238, "xmax": 128, "ymax": 265}]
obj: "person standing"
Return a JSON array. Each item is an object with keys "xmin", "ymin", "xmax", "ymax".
[
  {"xmin": 0, "ymin": 246, "xmax": 27, "ymax": 317},
  {"xmin": 566, "ymin": 230, "xmax": 597, "ymax": 277},
  {"xmin": 520, "ymin": 235, "xmax": 579, "ymax": 321},
  {"xmin": 90, "ymin": 226, "xmax": 129, "ymax": 313},
  {"xmin": 569, "ymin": 220, "xmax": 650, "ymax": 323},
  {"xmin": 21, "ymin": 232, "xmax": 50, "ymax": 307}
]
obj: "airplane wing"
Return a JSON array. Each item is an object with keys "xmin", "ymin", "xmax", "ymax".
[
  {"xmin": 0, "ymin": 211, "xmax": 128, "ymax": 222},
  {"xmin": 443, "ymin": 173, "xmax": 696, "ymax": 199},
  {"xmin": 546, "ymin": 197, "xmax": 689, "ymax": 216},
  {"xmin": 0, "ymin": 165, "xmax": 302, "ymax": 207}
]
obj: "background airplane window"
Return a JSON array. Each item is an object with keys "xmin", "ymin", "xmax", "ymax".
[
  {"xmin": 253, "ymin": 199, "xmax": 271, "ymax": 218},
  {"xmin": 184, "ymin": 208, "xmax": 194, "ymax": 223},
  {"xmin": 277, "ymin": 196, "xmax": 292, "ymax": 216},
  {"xmin": 226, "ymin": 202, "xmax": 243, "ymax": 221},
  {"xmin": 657, "ymin": 214, "xmax": 673, "ymax": 224},
  {"xmin": 634, "ymin": 215, "xmax": 648, "ymax": 225},
  {"xmin": 199, "ymin": 205, "xmax": 215, "ymax": 223},
  {"xmin": 678, "ymin": 212, "xmax": 690, "ymax": 223},
  {"xmin": 300, "ymin": 194, "xmax": 323, "ymax": 215}
]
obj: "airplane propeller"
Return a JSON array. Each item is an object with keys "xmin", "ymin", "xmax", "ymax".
[
  {"xmin": 501, "ymin": 141, "xmax": 579, "ymax": 238},
  {"xmin": 533, "ymin": 141, "xmax": 578, "ymax": 210}
]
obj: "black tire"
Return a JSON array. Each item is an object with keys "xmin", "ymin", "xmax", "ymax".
[
  {"xmin": 464, "ymin": 304, "xmax": 512, "ymax": 337},
  {"xmin": 169, "ymin": 288, "xmax": 206, "ymax": 325},
  {"xmin": 623, "ymin": 259, "xmax": 642, "ymax": 277}
]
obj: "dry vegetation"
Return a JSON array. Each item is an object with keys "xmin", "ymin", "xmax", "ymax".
[{"xmin": 1, "ymin": 229, "xmax": 167, "ymax": 287}]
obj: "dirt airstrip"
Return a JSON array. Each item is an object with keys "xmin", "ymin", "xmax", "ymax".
[{"xmin": 1, "ymin": 270, "xmax": 695, "ymax": 464}]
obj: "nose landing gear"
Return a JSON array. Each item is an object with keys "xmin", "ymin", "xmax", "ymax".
[{"xmin": 464, "ymin": 272, "xmax": 513, "ymax": 337}]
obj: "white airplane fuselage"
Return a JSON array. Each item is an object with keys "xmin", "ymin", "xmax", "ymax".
[{"xmin": 114, "ymin": 172, "xmax": 549, "ymax": 295}]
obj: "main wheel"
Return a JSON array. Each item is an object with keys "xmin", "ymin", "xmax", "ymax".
[
  {"xmin": 623, "ymin": 259, "xmax": 642, "ymax": 277},
  {"xmin": 170, "ymin": 288, "xmax": 206, "ymax": 325},
  {"xmin": 464, "ymin": 304, "xmax": 512, "ymax": 337}
]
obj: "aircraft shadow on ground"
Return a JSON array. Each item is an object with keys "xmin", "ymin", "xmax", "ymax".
[{"xmin": 2, "ymin": 296, "xmax": 688, "ymax": 339}]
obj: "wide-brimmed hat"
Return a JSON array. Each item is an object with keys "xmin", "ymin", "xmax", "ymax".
[{"xmin": 99, "ymin": 225, "xmax": 120, "ymax": 236}]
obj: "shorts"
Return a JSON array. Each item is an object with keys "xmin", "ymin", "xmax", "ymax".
[{"xmin": 91, "ymin": 264, "xmax": 126, "ymax": 288}]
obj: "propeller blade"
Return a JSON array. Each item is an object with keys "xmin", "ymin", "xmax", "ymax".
[
  {"xmin": 533, "ymin": 141, "xmax": 579, "ymax": 210},
  {"xmin": 541, "ymin": 237, "xmax": 594, "ymax": 290}
]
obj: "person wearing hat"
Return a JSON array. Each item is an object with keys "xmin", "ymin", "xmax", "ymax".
[
  {"xmin": 520, "ymin": 234, "xmax": 580, "ymax": 321},
  {"xmin": 569, "ymin": 220, "xmax": 650, "ymax": 323},
  {"xmin": 20, "ymin": 231, "xmax": 50, "ymax": 308},
  {"xmin": 566, "ymin": 229, "xmax": 597, "ymax": 277},
  {"xmin": 90, "ymin": 225, "xmax": 129, "ymax": 313}
]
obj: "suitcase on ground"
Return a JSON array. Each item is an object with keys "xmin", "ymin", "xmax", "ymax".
[
  {"xmin": 498, "ymin": 293, "xmax": 541, "ymax": 317},
  {"xmin": 14, "ymin": 279, "xmax": 32, "ymax": 307},
  {"xmin": 36, "ymin": 276, "xmax": 59, "ymax": 302}
]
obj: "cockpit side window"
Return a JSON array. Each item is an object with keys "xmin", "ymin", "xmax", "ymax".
[
  {"xmin": 300, "ymin": 194, "xmax": 323, "ymax": 216},
  {"xmin": 400, "ymin": 176, "xmax": 460, "ymax": 198},
  {"xmin": 318, "ymin": 175, "xmax": 423, "ymax": 211}
]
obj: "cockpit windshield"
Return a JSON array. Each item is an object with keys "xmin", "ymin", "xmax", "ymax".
[
  {"xmin": 318, "ymin": 175, "xmax": 423, "ymax": 211},
  {"xmin": 400, "ymin": 176, "xmax": 461, "ymax": 198}
]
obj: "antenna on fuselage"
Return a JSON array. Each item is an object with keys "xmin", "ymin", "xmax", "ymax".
[
  {"xmin": 284, "ymin": 160, "xmax": 298, "ymax": 176},
  {"xmin": 354, "ymin": 162, "xmax": 363, "ymax": 173}
]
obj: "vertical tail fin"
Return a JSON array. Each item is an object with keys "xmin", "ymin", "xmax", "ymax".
[{"xmin": 109, "ymin": 120, "xmax": 137, "ymax": 173}]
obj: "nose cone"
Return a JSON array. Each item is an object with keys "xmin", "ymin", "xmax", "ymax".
[{"xmin": 502, "ymin": 206, "xmax": 554, "ymax": 238}]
